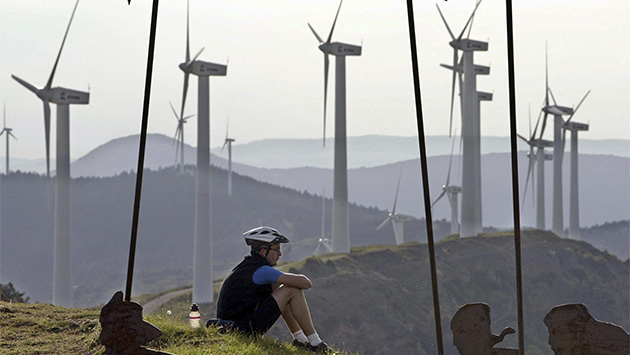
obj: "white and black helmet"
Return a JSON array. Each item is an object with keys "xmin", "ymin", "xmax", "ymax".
[{"xmin": 243, "ymin": 226, "xmax": 289, "ymax": 246}]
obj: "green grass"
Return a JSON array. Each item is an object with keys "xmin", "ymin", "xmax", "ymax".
[{"xmin": 0, "ymin": 301, "xmax": 351, "ymax": 355}]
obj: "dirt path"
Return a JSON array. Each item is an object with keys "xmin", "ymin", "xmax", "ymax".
[{"xmin": 142, "ymin": 288, "xmax": 192, "ymax": 314}]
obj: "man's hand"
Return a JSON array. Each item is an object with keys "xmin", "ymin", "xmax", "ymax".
[{"xmin": 276, "ymin": 272, "xmax": 312, "ymax": 289}]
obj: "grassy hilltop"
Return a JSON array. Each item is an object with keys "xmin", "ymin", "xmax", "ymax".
[
  {"xmin": 0, "ymin": 302, "xmax": 353, "ymax": 355},
  {"xmin": 145, "ymin": 230, "xmax": 629, "ymax": 355}
]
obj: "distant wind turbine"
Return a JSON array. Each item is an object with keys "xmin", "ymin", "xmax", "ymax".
[
  {"xmin": 314, "ymin": 189, "xmax": 332, "ymax": 255},
  {"xmin": 376, "ymin": 164, "xmax": 416, "ymax": 245},
  {"xmin": 432, "ymin": 134, "xmax": 462, "ymax": 235},
  {"xmin": 169, "ymin": 102, "xmax": 193, "ymax": 173},
  {"xmin": 308, "ymin": 0, "xmax": 361, "ymax": 253},
  {"xmin": 178, "ymin": 0, "xmax": 227, "ymax": 304},
  {"xmin": 539, "ymin": 48, "xmax": 574, "ymax": 237},
  {"xmin": 0, "ymin": 104, "xmax": 17, "ymax": 175},
  {"xmin": 222, "ymin": 117, "xmax": 235, "ymax": 196},
  {"xmin": 562, "ymin": 90, "xmax": 591, "ymax": 240},
  {"xmin": 11, "ymin": 0, "xmax": 88, "ymax": 308},
  {"xmin": 437, "ymin": 0, "xmax": 489, "ymax": 237},
  {"xmin": 519, "ymin": 106, "xmax": 553, "ymax": 230}
]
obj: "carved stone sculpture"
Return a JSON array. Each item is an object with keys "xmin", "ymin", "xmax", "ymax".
[
  {"xmin": 544, "ymin": 303, "xmax": 630, "ymax": 355},
  {"xmin": 450, "ymin": 303, "xmax": 518, "ymax": 355},
  {"xmin": 99, "ymin": 291, "xmax": 173, "ymax": 355}
]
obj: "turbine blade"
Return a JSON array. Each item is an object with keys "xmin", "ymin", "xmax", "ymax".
[
  {"xmin": 522, "ymin": 149, "xmax": 534, "ymax": 207},
  {"xmin": 180, "ymin": 72, "xmax": 190, "ymax": 120},
  {"xmin": 185, "ymin": 0, "xmax": 190, "ymax": 63},
  {"xmin": 308, "ymin": 23, "xmax": 323, "ymax": 43},
  {"xmin": 446, "ymin": 134, "xmax": 456, "ymax": 187},
  {"xmin": 326, "ymin": 0, "xmax": 343, "ymax": 44},
  {"xmin": 43, "ymin": 100, "xmax": 51, "ymax": 179},
  {"xmin": 517, "ymin": 134, "xmax": 529, "ymax": 144},
  {"xmin": 545, "ymin": 43, "xmax": 549, "ymax": 107},
  {"xmin": 11, "ymin": 75, "xmax": 39, "ymax": 94},
  {"xmin": 376, "ymin": 217, "xmax": 391, "ymax": 231},
  {"xmin": 448, "ymin": 49, "xmax": 458, "ymax": 137},
  {"xmin": 46, "ymin": 0, "xmax": 80, "ymax": 89},
  {"xmin": 539, "ymin": 111, "xmax": 549, "ymax": 139},
  {"xmin": 528, "ymin": 104, "xmax": 532, "ymax": 138},
  {"xmin": 186, "ymin": 47, "xmax": 205, "ymax": 67},
  {"xmin": 392, "ymin": 164, "xmax": 404, "ymax": 213},
  {"xmin": 566, "ymin": 90, "xmax": 590, "ymax": 123},
  {"xmin": 532, "ymin": 98, "xmax": 545, "ymax": 139},
  {"xmin": 432, "ymin": 190, "xmax": 447, "ymax": 207},
  {"xmin": 457, "ymin": 0, "xmax": 482, "ymax": 41},
  {"xmin": 225, "ymin": 115, "xmax": 230, "ymax": 140},
  {"xmin": 548, "ymin": 87, "xmax": 558, "ymax": 106},
  {"xmin": 435, "ymin": 4, "xmax": 455, "ymax": 40},
  {"xmin": 323, "ymin": 53, "xmax": 329, "ymax": 147},
  {"xmin": 9, "ymin": 132, "xmax": 17, "ymax": 140},
  {"xmin": 169, "ymin": 101, "xmax": 179, "ymax": 119},
  {"xmin": 221, "ymin": 140, "xmax": 228, "ymax": 152}
]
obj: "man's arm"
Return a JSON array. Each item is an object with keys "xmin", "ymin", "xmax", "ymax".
[{"xmin": 276, "ymin": 272, "xmax": 312, "ymax": 290}]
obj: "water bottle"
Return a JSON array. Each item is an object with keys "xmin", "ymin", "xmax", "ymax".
[{"xmin": 189, "ymin": 303, "xmax": 201, "ymax": 328}]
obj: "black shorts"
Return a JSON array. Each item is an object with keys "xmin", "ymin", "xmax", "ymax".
[{"xmin": 234, "ymin": 295, "xmax": 282, "ymax": 335}]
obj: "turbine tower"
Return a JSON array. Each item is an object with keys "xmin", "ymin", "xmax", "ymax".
[
  {"xmin": 376, "ymin": 165, "xmax": 416, "ymax": 245},
  {"xmin": 308, "ymin": 0, "xmax": 361, "ymax": 253},
  {"xmin": 437, "ymin": 0, "xmax": 489, "ymax": 237},
  {"xmin": 221, "ymin": 117, "xmax": 235, "ymax": 196},
  {"xmin": 562, "ymin": 91, "xmax": 590, "ymax": 240},
  {"xmin": 432, "ymin": 134, "xmax": 462, "ymax": 235},
  {"xmin": 1, "ymin": 105, "xmax": 17, "ymax": 175},
  {"xmin": 539, "ymin": 49, "xmax": 574, "ymax": 237},
  {"xmin": 178, "ymin": 0, "xmax": 227, "ymax": 304},
  {"xmin": 170, "ymin": 102, "xmax": 193, "ymax": 174},
  {"xmin": 11, "ymin": 0, "xmax": 88, "ymax": 307},
  {"xmin": 518, "ymin": 108, "xmax": 553, "ymax": 230}
]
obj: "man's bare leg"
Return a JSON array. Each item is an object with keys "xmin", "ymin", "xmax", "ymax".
[
  {"xmin": 281, "ymin": 306, "xmax": 302, "ymax": 333},
  {"xmin": 272, "ymin": 285, "xmax": 316, "ymax": 336}
]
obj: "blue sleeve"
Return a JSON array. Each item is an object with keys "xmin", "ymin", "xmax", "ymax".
[{"xmin": 252, "ymin": 266, "xmax": 283, "ymax": 285}]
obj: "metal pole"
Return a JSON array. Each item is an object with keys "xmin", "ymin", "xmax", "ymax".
[
  {"xmin": 405, "ymin": 1, "xmax": 444, "ymax": 353},
  {"xmin": 504, "ymin": 1, "xmax": 525, "ymax": 353},
  {"xmin": 125, "ymin": 0, "xmax": 160, "ymax": 302}
]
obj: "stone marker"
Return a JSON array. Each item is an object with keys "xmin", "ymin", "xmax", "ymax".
[
  {"xmin": 450, "ymin": 302, "xmax": 518, "ymax": 355},
  {"xmin": 544, "ymin": 303, "xmax": 630, "ymax": 355},
  {"xmin": 99, "ymin": 291, "xmax": 174, "ymax": 355}
]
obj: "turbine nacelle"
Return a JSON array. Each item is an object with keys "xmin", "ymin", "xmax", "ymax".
[
  {"xmin": 440, "ymin": 63, "xmax": 490, "ymax": 75},
  {"xmin": 445, "ymin": 185, "xmax": 462, "ymax": 194},
  {"xmin": 188, "ymin": 61, "xmax": 227, "ymax": 77},
  {"xmin": 450, "ymin": 38, "xmax": 488, "ymax": 52},
  {"xmin": 50, "ymin": 87, "xmax": 89, "ymax": 104},
  {"xmin": 325, "ymin": 42, "xmax": 362, "ymax": 56},
  {"xmin": 476, "ymin": 91, "xmax": 493, "ymax": 101},
  {"xmin": 531, "ymin": 138, "xmax": 554, "ymax": 148},
  {"xmin": 544, "ymin": 105, "xmax": 573, "ymax": 116},
  {"xmin": 564, "ymin": 121, "xmax": 589, "ymax": 131}
]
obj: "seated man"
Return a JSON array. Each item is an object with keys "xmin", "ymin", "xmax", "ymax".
[{"xmin": 216, "ymin": 226, "xmax": 333, "ymax": 353}]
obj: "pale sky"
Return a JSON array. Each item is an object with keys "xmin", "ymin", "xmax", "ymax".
[{"xmin": 1, "ymin": 0, "xmax": 628, "ymax": 160}]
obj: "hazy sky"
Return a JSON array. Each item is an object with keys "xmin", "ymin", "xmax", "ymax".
[{"xmin": 1, "ymin": 0, "xmax": 627, "ymax": 160}]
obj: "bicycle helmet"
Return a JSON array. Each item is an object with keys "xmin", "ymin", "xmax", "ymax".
[{"xmin": 243, "ymin": 226, "xmax": 289, "ymax": 246}]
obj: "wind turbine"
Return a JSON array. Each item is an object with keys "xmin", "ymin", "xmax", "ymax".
[
  {"xmin": 308, "ymin": 0, "xmax": 361, "ymax": 253},
  {"xmin": 221, "ymin": 117, "xmax": 235, "ymax": 196},
  {"xmin": 178, "ymin": 0, "xmax": 227, "ymax": 304},
  {"xmin": 432, "ymin": 134, "xmax": 462, "ymax": 235},
  {"xmin": 538, "ymin": 48, "xmax": 574, "ymax": 237},
  {"xmin": 11, "ymin": 0, "xmax": 88, "ymax": 307},
  {"xmin": 314, "ymin": 190, "xmax": 332, "ymax": 255},
  {"xmin": 376, "ymin": 165, "xmax": 416, "ymax": 245},
  {"xmin": 0, "ymin": 104, "xmax": 17, "ymax": 175},
  {"xmin": 518, "ymin": 107, "xmax": 553, "ymax": 230},
  {"xmin": 169, "ymin": 102, "xmax": 193, "ymax": 174},
  {"xmin": 437, "ymin": 0, "xmax": 489, "ymax": 237},
  {"xmin": 562, "ymin": 91, "xmax": 590, "ymax": 240}
]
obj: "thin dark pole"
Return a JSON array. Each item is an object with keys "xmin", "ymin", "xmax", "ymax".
[
  {"xmin": 504, "ymin": 0, "xmax": 525, "ymax": 353},
  {"xmin": 405, "ymin": 1, "xmax": 444, "ymax": 354},
  {"xmin": 125, "ymin": 0, "xmax": 160, "ymax": 302}
]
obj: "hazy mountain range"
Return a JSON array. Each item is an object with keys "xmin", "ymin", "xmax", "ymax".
[{"xmin": 61, "ymin": 134, "xmax": 630, "ymax": 229}]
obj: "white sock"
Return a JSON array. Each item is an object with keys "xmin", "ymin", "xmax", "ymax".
[
  {"xmin": 307, "ymin": 333, "xmax": 322, "ymax": 346},
  {"xmin": 292, "ymin": 330, "xmax": 308, "ymax": 344}
]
